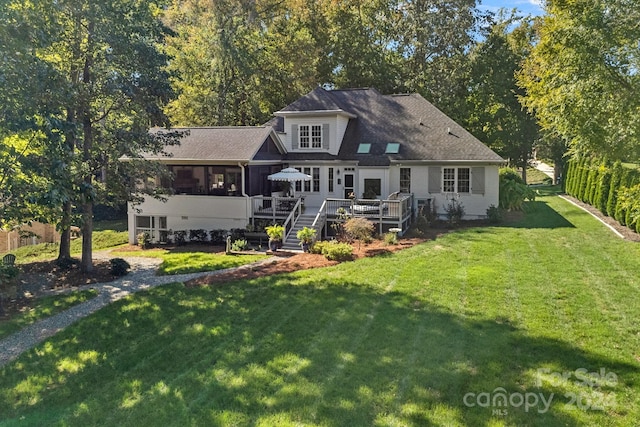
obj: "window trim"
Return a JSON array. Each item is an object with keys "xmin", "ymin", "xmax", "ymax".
[
  {"xmin": 399, "ymin": 167, "xmax": 411, "ymax": 193},
  {"xmin": 443, "ymin": 167, "xmax": 471, "ymax": 194},
  {"xmin": 298, "ymin": 124, "xmax": 323, "ymax": 149}
]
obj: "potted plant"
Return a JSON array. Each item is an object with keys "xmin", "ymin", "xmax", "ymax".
[
  {"xmin": 296, "ymin": 226, "xmax": 316, "ymax": 252},
  {"xmin": 265, "ymin": 224, "xmax": 284, "ymax": 252}
]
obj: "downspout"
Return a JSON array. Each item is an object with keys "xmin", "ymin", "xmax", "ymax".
[
  {"xmin": 239, "ymin": 162, "xmax": 250, "ymax": 223},
  {"xmin": 238, "ymin": 162, "xmax": 248, "ymax": 197}
]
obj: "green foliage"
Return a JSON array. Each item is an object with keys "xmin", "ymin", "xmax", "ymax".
[
  {"xmin": 322, "ymin": 241, "xmax": 354, "ymax": 261},
  {"xmin": 383, "ymin": 232, "xmax": 397, "ymax": 245},
  {"xmin": 0, "ymin": 264, "xmax": 19, "ymax": 286},
  {"xmin": 173, "ymin": 230, "xmax": 187, "ymax": 246},
  {"xmin": 137, "ymin": 232, "xmax": 151, "ymax": 249},
  {"xmin": 606, "ymin": 162, "xmax": 624, "ymax": 217},
  {"xmin": 231, "ymin": 239, "xmax": 249, "ymax": 252},
  {"xmin": 444, "ymin": 199, "xmax": 465, "ymax": 227},
  {"xmin": 309, "ymin": 240, "xmax": 354, "ymax": 261},
  {"xmin": 594, "ymin": 161, "xmax": 611, "ymax": 214},
  {"xmin": 296, "ymin": 227, "xmax": 317, "ymax": 245},
  {"xmin": 188, "ymin": 229, "xmax": 208, "ymax": 244},
  {"xmin": 109, "ymin": 258, "xmax": 130, "ymax": 277},
  {"xmin": 618, "ymin": 184, "xmax": 640, "ymax": 231},
  {"xmin": 465, "ymin": 16, "xmax": 539, "ymax": 171},
  {"xmin": 518, "ymin": 0, "xmax": 640, "ymax": 160},
  {"xmin": 209, "ymin": 229, "xmax": 226, "ymax": 245},
  {"xmin": 486, "ymin": 205, "xmax": 503, "ymax": 224},
  {"xmin": 344, "ymin": 217, "xmax": 374, "ymax": 245},
  {"xmin": 498, "ymin": 168, "xmax": 535, "ymax": 210},
  {"xmin": 265, "ymin": 224, "xmax": 284, "ymax": 241},
  {"xmin": 0, "ymin": 0, "xmax": 180, "ymax": 271}
]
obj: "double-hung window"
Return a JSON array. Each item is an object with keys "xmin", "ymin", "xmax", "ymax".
[
  {"xmin": 299, "ymin": 125, "xmax": 322, "ymax": 149},
  {"xmin": 299, "ymin": 126, "xmax": 310, "ymax": 148},
  {"xmin": 443, "ymin": 167, "xmax": 471, "ymax": 193}
]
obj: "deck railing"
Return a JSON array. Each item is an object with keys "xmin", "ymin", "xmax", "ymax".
[
  {"xmin": 252, "ymin": 196, "xmax": 301, "ymax": 223},
  {"xmin": 323, "ymin": 194, "xmax": 413, "ymax": 234}
]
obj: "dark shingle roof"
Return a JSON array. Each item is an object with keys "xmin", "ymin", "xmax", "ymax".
[
  {"xmin": 276, "ymin": 87, "xmax": 504, "ymax": 163},
  {"xmin": 146, "ymin": 127, "xmax": 278, "ymax": 162}
]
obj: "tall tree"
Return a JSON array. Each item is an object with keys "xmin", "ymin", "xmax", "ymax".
[
  {"xmin": 394, "ymin": 0, "xmax": 487, "ymax": 120},
  {"xmin": 0, "ymin": 0, "xmax": 177, "ymax": 272},
  {"xmin": 466, "ymin": 13, "xmax": 540, "ymax": 180},
  {"xmin": 518, "ymin": 0, "xmax": 640, "ymax": 160},
  {"xmin": 164, "ymin": 0, "xmax": 320, "ymax": 126}
]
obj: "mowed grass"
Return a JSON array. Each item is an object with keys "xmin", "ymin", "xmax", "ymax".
[
  {"xmin": 0, "ymin": 290, "xmax": 98, "ymax": 341},
  {"xmin": 111, "ymin": 248, "xmax": 268, "ymax": 275},
  {"xmin": 1, "ymin": 196, "xmax": 639, "ymax": 426},
  {"xmin": 11, "ymin": 228, "xmax": 128, "ymax": 263}
]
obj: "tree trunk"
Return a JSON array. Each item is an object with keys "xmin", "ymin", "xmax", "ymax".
[
  {"xmin": 80, "ymin": 198, "xmax": 93, "ymax": 273},
  {"xmin": 57, "ymin": 200, "xmax": 73, "ymax": 263},
  {"xmin": 79, "ymin": 25, "xmax": 94, "ymax": 274}
]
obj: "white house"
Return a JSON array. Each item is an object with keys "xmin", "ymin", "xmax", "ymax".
[{"xmin": 127, "ymin": 87, "xmax": 505, "ymax": 245}]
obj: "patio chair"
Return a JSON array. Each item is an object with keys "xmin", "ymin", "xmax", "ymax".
[{"xmin": 2, "ymin": 253, "xmax": 16, "ymax": 266}]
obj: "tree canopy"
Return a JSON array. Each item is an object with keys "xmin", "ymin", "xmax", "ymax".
[{"xmin": 518, "ymin": 0, "xmax": 640, "ymax": 160}]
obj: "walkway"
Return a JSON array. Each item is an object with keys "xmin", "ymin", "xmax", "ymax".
[{"xmin": 0, "ymin": 256, "xmax": 275, "ymax": 368}]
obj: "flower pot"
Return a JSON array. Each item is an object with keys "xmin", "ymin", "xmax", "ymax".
[
  {"xmin": 269, "ymin": 239, "xmax": 279, "ymax": 252},
  {"xmin": 301, "ymin": 242, "xmax": 310, "ymax": 253}
]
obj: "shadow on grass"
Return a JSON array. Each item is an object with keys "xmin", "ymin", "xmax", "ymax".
[
  {"xmin": 501, "ymin": 200, "xmax": 575, "ymax": 230},
  {"xmin": 2, "ymin": 277, "xmax": 636, "ymax": 426}
]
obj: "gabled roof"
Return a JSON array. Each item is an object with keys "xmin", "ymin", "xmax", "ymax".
[
  {"xmin": 275, "ymin": 86, "xmax": 355, "ymax": 117},
  {"xmin": 144, "ymin": 127, "xmax": 282, "ymax": 162},
  {"xmin": 275, "ymin": 87, "xmax": 505, "ymax": 164}
]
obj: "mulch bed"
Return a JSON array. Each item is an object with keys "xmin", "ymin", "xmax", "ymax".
[{"xmin": 184, "ymin": 237, "xmax": 430, "ymax": 287}]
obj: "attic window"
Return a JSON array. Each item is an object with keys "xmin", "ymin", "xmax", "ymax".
[
  {"xmin": 385, "ymin": 143, "xmax": 400, "ymax": 154},
  {"xmin": 357, "ymin": 143, "xmax": 371, "ymax": 154}
]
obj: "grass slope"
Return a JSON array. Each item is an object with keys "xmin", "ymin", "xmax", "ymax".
[{"xmin": 1, "ymin": 196, "xmax": 639, "ymax": 426}]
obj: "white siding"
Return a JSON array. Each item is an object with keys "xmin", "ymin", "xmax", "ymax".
[
  {"xmin": 283, "ymin": 114, "xmax": 350, "ymax": 155},
  {"xmin": 128, "ymin": 195, "xmax": 251, "ymax": 244}
]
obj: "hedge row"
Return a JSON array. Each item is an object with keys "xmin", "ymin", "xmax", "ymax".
[{"xmin": 564, "ymin": 157, "xmax": 640, "ymax": 233}]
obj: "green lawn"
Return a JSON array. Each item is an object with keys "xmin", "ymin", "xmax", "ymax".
[
  {"xmin": 1, "ymin": 196, "xmax": 639, "ymax": 426},
  {"xmin": 11, "ymin": 228, "xmax": 128, "ymax": 263},
  {"xmin": 111, "ymin": 248, "xmax": 268, "ymax": 275},
  {"xmin": 0, "ymin": 290, "xmax": 98, "ymax": 341}
]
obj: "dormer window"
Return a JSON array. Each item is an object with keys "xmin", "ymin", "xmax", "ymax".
[
  {"xmin": 291, "ymin": 123, "xmax": 330, "ymax": 150},
  {"xmin": 299, "ymin": 124, "xmax": 322, "ymax": 149}
]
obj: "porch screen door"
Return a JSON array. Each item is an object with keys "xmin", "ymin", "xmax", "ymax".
[{"xmin": 344, "ymin": 173, "xmax": 354, "ymax": 198}]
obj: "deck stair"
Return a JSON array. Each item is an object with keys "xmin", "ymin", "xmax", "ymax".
[{"xmin": 281, "ymin": 213, "xmax": 317, "ymax": 251}]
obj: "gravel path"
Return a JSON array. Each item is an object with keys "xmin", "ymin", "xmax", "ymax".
[{"xmin": 0, "ymin": 256, "xmax": 275, "ymax": 368}]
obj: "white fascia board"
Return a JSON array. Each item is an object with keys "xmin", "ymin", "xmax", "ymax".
[{"xmin": 274, "ymin": 109, "xmax": 357, "ymax": 119}]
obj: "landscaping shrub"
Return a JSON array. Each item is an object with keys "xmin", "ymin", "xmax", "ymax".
[
  {"xmin": 499, "ymin": 168, "xmax": 535, "ymax": 211},
  {"xmin": 344, "ymin": 217, "xmax": 374, "ymax": 247},
  {"xmin": 231, "ymin": 239, "xmax": 249, "ymax": 252},
  {"xmin": 486, "ymin": 204, "xmax": 502, "ymax": 224},
  {"xmin": 137, "ymin": 232, "xmax": 151, "ymax": 249},
  {"xmin": 173, "ymin": 230, "xmax": 187, "ymax": 246},
  {"xmin": 383, "ymin": 232, "xmax": 398, "ymax": 245},
  {"xmin": 0, "ymin": 264, "xmax": 20, "ymax": 286},
  {"xmin": 109, "ymin": 258, "xmax": 130, "ymax": 276},
  {"xmin": 595, "ymin": 163, "xmax": 612, "ymax": 214},
  {"xmin": 309, "ymin": 240, "xmax": 353, "ymax": 261},
  {"xmin": 309, "ymin": 240, "xmax": 330, "ymax": 255},
  {"xmin": 322, "ymin": 241, "xmax": 354, "ymax": 261},
  {"xmin": 209, "ymin": 229, "xmax": 226, "ymax": 245},
  {"xmin": 618, "ymin": 184, "xmax": 640, "ymax": 232},
  {"xmin": 189, "ymin": 229, "xmax": 208, "ymax": 244},
  {"xmin": 445, "ymin": 199, "xmax": 465, "ymax": 227},
  {"xmin": 606, "ymin": 162, "xmax": 623, "ymax": 217},
  {"xmin": 229, "ymin": 228, "xmax": 246, "ymax": 242}
]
